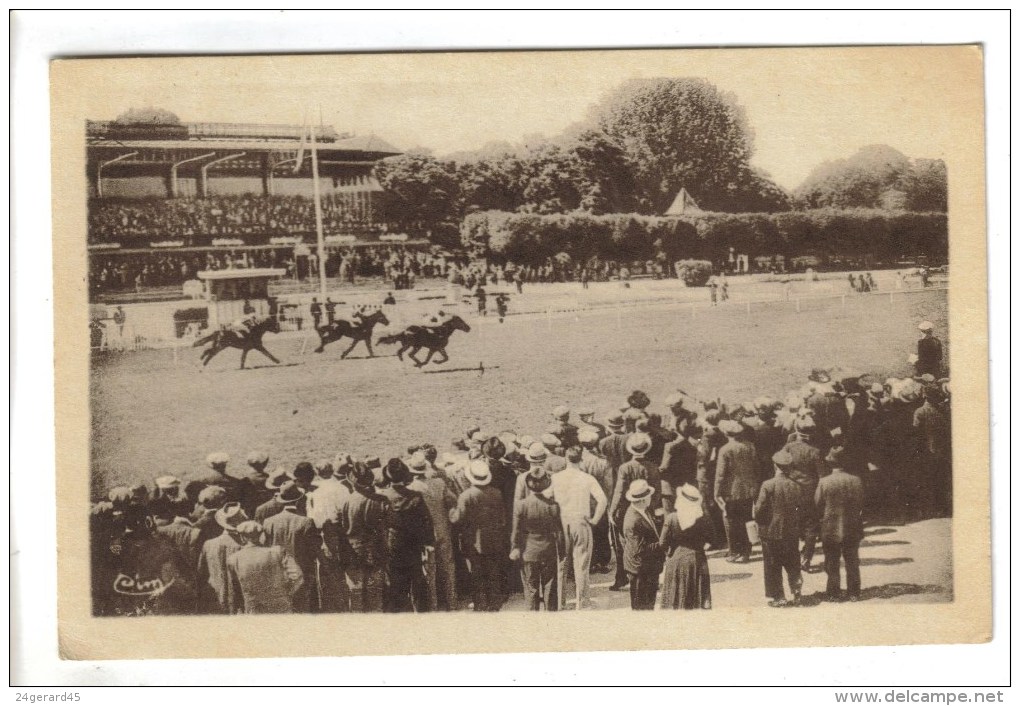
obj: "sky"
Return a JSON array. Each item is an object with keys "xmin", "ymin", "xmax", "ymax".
[{"xmin": 68, "ymin": 46, "xmax": 981, "ymax": 192}]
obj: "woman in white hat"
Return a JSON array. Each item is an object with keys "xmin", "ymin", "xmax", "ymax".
[
  {"xmin": 621, "ymin": 479, "xmax": 665, "ymax": 610},
  {"xmin": 658, "ymin": 484, "xmax": 712, "ymax": 610}
]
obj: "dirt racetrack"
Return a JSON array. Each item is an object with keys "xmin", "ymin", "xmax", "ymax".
[{"xmin": 89, "ymin": 286, "xmax": 948, "ymax": 498}]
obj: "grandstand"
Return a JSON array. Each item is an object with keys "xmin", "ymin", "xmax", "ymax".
[{"xmin": 86, "ymin": 118, "xmax": 426, "ymax": 298}]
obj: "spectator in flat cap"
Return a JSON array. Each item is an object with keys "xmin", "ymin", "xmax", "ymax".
[
  {"xmin": 780, "ymin": 417, "xmax": 827, "ymax": 573},
  {"xmin": 227, "ymin": 520, "xmax": 305, "ymax": 614},
  {"xmin": 193, "ymin": 485, "xmax": 228, "ymax": 547},
  {"xmin": 241, "ymin": 450, "xmax": 271, "ymax": 513},
  {"xmin": 753, "ymin": 450, "xmax": 804, "ymax": 607},
  {"xmin": 715, "ymin": 419, "xmax": 759, "ymax": 564},
  {"xmin": 815, "ymin": 447, "xmax": 864, "ymax": 602},
  {"xmin": 450, "ymin": 460, "xmax": 507, "ymax": 611},
  {"xmin": 379, "ymin": 458, "xmax": 435, "ymax": 613},
  {"xmin": 262, "ymin": 481, "xmax": 318, "ymax": 612},
  {"xmin": 183, "ymin": 451, "xmax": 245, "ymax": 508},
  {"xmin": 510, "ymin": 470, "xmax": 562, "ymax": 611},
  {"xmin": 550, "ymin": 406, "xmax": 579, "ymax": 450},
  {"xmin": 196, "ymin": 502, "xmax": 248, "ymax": 614},
  {"xmin": 539, "ymin": 433, "xmax": 567, "ymax": 474},
  {"xmin": 408, "ymin": 451, "xmax": 458, "ymax": 611},
  {"xmin": 334, "ymin": 463, "xmax": 391, "ymax": 613}
]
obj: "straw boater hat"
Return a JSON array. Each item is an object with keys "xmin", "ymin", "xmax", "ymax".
[
  {"xmin": 577, "ymin": 406, "xmax": 594, "ymax": 418},
  {"xmin": 408, "ymin": 452, "xmax": 429, "ymax": 475},
  {"xmin": 606, "ymin": 413, "xmax": 625, "ymax": 431},
  {"xmin": 215, "ymin": 502, "xmax": 249, "ymax": 531},
  {"xmin": 236, "ymin": 520, "xmax": 264, "ymax": 544},
  {"xmin": 664, "ymin": 392, "xmax": 685, "ymax": 409},
  {"xmin": 246, "ymin": 450, "xmax": 269, "ymax": 466},
  {"xmin": 772, "ymin": 449, "xmax": 795, "ymax": 470},
  {"xmin": 626, "ymin": 433, "xmax": 652, "ymax": 457},
  {"xmin": 625, "ymin": 478, "xmax": 654, "ymax": 503},
  {"xmin": 719, "ymin": 419, "xmax": 743, "ymax": 436},
  {"xmin": 552, "ymin": 405, "xmax": 570, "ymax": 420},
  {"xmin": 265, "ymin": 465, "xmax": 289, "ymax": 490},
  {"xmin": 540, "ymin": 433, "xmax": 561, "ymax": 450},
  {"xmin": 466, "ymin": 460, "xmax": 492, "ymax": 487},
  {"xmin": 276, "ymin": 480, "xmax": 305, "ymax": 504},
  {"xmin": 155, "ymin": 475, "xmax": 181, "ymax": 492},
  {"xmin": 577, "ymin": 429, "xmax": 599, "ymax": 446},
  {"xmin": 918, "ymin": 321, "xmax": 934, "ymax": 332},
  {"xmin": 517, "ymin": 435, "xmax": 536, "ymax": 451},
  {"xmin": 206, "ymin": 452, "xmax": 230, "ymax": 469},
  {"xmin": 526, "ymin": 442, "xmax": 548, "ymax": 464}
]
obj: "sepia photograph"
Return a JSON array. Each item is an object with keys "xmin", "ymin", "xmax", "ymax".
[{"xmin": 19, "ymin": 13, "xmax": 1004, "ymax": 685}]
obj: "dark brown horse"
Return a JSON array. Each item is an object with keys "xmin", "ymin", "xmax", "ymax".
[
  {"xmin": 314, "ymin": 309, "xmax": 390, "ymax": 357},
  {"xmin": 193, "ymin": 316, "xmax": 281, "ymax": 369},
  {"xmin": 378, "ymin": 315, "xmax": 471, "ymax": 367}
]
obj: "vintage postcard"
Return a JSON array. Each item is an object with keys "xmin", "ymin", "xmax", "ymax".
[{"xmin": 51, "ymin": 46, "xmax": 989, "ymax": 660}]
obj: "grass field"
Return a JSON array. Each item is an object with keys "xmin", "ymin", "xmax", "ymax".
[{"xmin": 90, "ymin": 286, "xmax": 948, "ymax": 498}]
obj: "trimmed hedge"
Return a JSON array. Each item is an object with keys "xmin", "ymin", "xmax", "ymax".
[
  {"xmin": 461, "ymin": 208, "xmax": 948, "ymax": 267},
  {"xmin": 675, "ymin": 260, "xmax": 714, "ymax": 287}
]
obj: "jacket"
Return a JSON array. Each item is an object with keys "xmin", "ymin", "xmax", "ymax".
[
  {"xmin": 262, "ymin": 507, "xmax": 320, "ymax": 577},
  {"xmin": 196, "ymin": 531, "xmax": 243, "ymax": 614},
  {"xmin": 715, "ymin": 438, "xmax": 759, "ymax": 502},
  {"xmin": 610, "ymin": 458, "xmax": 662, "ymax": 524},
  {"xmin": 379, "ymin": 486, "xmax": 435, "ymax": 567},
  {"xmin": 227, "ymin": 544, "xmax": 303, "ymax": 614},
  {"xmin": 511, "ymin": 493, "xmax": 562, "ymax": 562},
  {"xmin": 753, "ymin": 474, "xmax": 804, "ymax": 541},
  {"xmin": 335, "ymin": 486, "xmax": 391, "ymax": 567},
  {"xmin": 815, "ymin": 470, "xmax": 864, "ymax": 543},
  {"xmin": 622, "ymin": 505, "xmax": 664, "ymax": 575},
  {"xmin": 450, "ymin": 485, "xmax": 507, "ymax": 556}
]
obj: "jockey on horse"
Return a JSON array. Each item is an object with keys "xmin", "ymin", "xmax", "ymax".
[{"xmin": 314, "ymin": 305, "xmax": 390, "ymax": 357}]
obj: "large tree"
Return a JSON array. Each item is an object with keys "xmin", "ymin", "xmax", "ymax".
[
  {"xmin": 373, "ymin": 151, "xmax": 462, "ymax": 225},
  {"xmin": 588, "ymin": 78, "xmax": 757, "ymax": 214},
  {"xmin": 794, "ymin": 144, "xmax": 912, "ymax": 210}
]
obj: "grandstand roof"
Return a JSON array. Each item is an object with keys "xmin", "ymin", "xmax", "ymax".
[{"xmin": 90, "ymin": 135, "xmax": 401, "ymax": 160}]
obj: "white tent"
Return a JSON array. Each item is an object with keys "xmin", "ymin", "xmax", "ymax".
[{"xmin": 664, "ymin": 187, "xmax": 703, "ymax": 216}]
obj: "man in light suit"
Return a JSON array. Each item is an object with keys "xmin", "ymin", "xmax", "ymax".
[
  {"xmin": 815, "ymin": 446, "xmax": 865, "ymax": 601},
  {"xmin": 227, "ymin": 521, "xmax": 304, "ymax": 614}
]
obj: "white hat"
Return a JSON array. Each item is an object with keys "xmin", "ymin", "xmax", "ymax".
[
  {"xmin": 552, "ymin": 405, "xmax": 570, "ymax": 420},
  {"xmin": 246, "ymin": 450, "xmax": 269, "ymax": 465},
  {"xmin": 155, "ymin": 475, "xmax": 180, "ymax": 490},
  {"xmin": 408, "ymin": 452, "xmax": 428, "ymax": 474},
  {"xmin": 577, "ymin": 429, "xmax": 599, "ymax": 445},
  {"xmin": 719, "ymin": 419, "xmax": 743, "ymax": 435},
  {"xmin": 206, "ymin": 452, "xmax": 230, "ymax": 467},
  {"xmin": 664, "ymin": 393, "xmax": 684, "ymax": 408},
  {"xmin": 625, "ymin": 479, "xmax": 654, "ymax": 502},
  {"xmin": 526, "ymin": 443, "xmax": 548, "ymax": 464},
  {"xmin": 466, "ymin": 460, "xmax": 492, "ymax": 486},
  {"xmin": 626, "ymin": 433, "xmax": 653, "ymax": 456},
  {"xmin": 918, "ymin": 321, "xmax": 934, "ymax": 331}
]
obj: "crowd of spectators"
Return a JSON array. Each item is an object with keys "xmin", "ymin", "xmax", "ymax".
[
  {"xmin": 89, "ymin": 195, "xmax": 383, "ymax": 244},
  {"xmin": 91, "ymin": 358, "xmax": 951, "ymax": 615}
]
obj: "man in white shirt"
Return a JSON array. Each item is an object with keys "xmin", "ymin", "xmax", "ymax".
[{"xmin": 552, "ymin": 446, "xmax": 608, "ymax": 609}]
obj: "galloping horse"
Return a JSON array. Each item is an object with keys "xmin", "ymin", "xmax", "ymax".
[
  {"xmin": 378, "ymin": 315, "xmax": 471, "ymax": 367},
  {"xmin": 193, "ymin": 316, "xmax": 282, "ymax": 369},
  {"xmin": 314, "ymin": 309, "xmax": 390, "ymax": 357}
]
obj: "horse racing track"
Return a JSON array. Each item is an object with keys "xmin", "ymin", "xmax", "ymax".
[{"xmin": 89, "ymin": 287, "xmax": 948, "ymax": 498}]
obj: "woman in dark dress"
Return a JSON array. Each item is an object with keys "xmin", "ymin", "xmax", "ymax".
[{"xmin": 659, "ymin": 484, "xmax": 713, "ymax": 610}]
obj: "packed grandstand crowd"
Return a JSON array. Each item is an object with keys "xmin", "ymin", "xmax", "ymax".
[{"xmin": 90, "ymin": 356, "xmax": 951, "ymax": 616}]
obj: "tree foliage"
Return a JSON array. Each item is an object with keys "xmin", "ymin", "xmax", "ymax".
[{"xmin": 114, "ymin": 107, "xmax": 181, "ymax": 125}]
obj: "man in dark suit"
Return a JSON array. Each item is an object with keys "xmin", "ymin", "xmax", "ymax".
[
  {"xmin": 262, "ymin": 481, "xmax": 319, "ymax": 613},
  {"xmin": 378, "ymin": 459, "xmax": 434, "ymax": 613},
  {"xmin": 334, "ymin": 463, "xmax": 391, "ymax": 613},
  {"xmin": 310, "ymin": 297, "xmax": 322, "ymax": 330},
  {"xmin": 450, "ymin": 460, "xmax": 507, "ymax": 611},
  {"xmin": 622, "ymin": 479, "xmax": 664, "ymax": 610},
  {"xmin": 816, "ymin": 447, "xmax": 865, "ymax": 601},
  {"xmin": 599, "ymin": 413, "xmax": 632, "ymax": 590},
  {"xmin": 510, "ymin": 471, "xmax": 562, "ymax": 611},
  {"xmin": 183, "ymin": 452, "xmax": 246, "ymax": 508},
  {"xmin": 715, "ymin": 420, "xmax": 760, "ymax": 563},
  {"xmin": 914, "ymin": 321, "xmax": 944, "ymax": 378},
  {"xmin": 782, "ymin": 417, "xmax": 828, "ymax": 573},
  {"xmin": 753, "ymin": 450, "xmax": 804, "ymax": 607}
]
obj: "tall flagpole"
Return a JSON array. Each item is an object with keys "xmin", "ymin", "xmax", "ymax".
[{"xmin": 310, "ymin": 123, "xmax": 327, "ymax": 301}]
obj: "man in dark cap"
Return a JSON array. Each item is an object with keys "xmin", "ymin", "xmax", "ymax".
[
  {"xmin": 262, "ymin": 481, "xmax": 318, "ymax": 612},
  {"xmin": 379, "ymin": 458, "xmax": 435, "ymax": 612},
  {"xmin": 335, "ymin": 463, "xmax": 391, "ymax": 613},
  {"xmin": 781, "ymin": 417, "xmax": 828, "ymax": 573},
  {"xmin": 914, "ymin": 321, "xmax": 944, "ymax": 379},
  {"xmin": 753, "ymin": 450, "xmax": 804, "ymax": 607},
  {"xmin": 510, "ymin": 470, "xmax": 562, "ymax": 611},
  {"xmin": 715, "ymin": 420, "xmax": 760, "ymax": 564},
  {"xmin": 815, "ymin": 447, "xmax": 864, "ymax": 601}
]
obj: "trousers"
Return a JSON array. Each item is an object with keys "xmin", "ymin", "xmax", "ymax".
[
  {"xmin": 558, "ymin": 518, "xmax": 594, "ymax": 609},
  {"xmin": 761, "ymin": 539, "xmax": 802, "ymax": 600},
  {"xmin": 823, "ymin": 539, "xmax": 861, "ymax": 598},
  {"xmin": 344, "ymin": 564, "xmax": 384, "ymax": 613},
  {"xmin": 722, "ymin": 499, "xmax": 753, "ymax": 558},
  {"xmin": 466, "ymin": 554, "xmax": 505, "ymax": 612},
  {"xmin": 627, "ymin": 571, "xmax": 659, "ymax": 610},
  {"xmin": 610, "ymin": 522, "xmax": 628, "ymax": 587},
  {"xmin": 315, "ymin": 555, "xmax": 349, "ymax": 613},
  {"xmin": 591, "ymin": 514, "xmax": 612, "ymax": 568},
  {"xmin": 521, "ymin": 557, "xmax": 558, "ymax": 611},
  {"xmin": 385, "ymin": 561, "xmax": 429, "ymax": 613}
]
